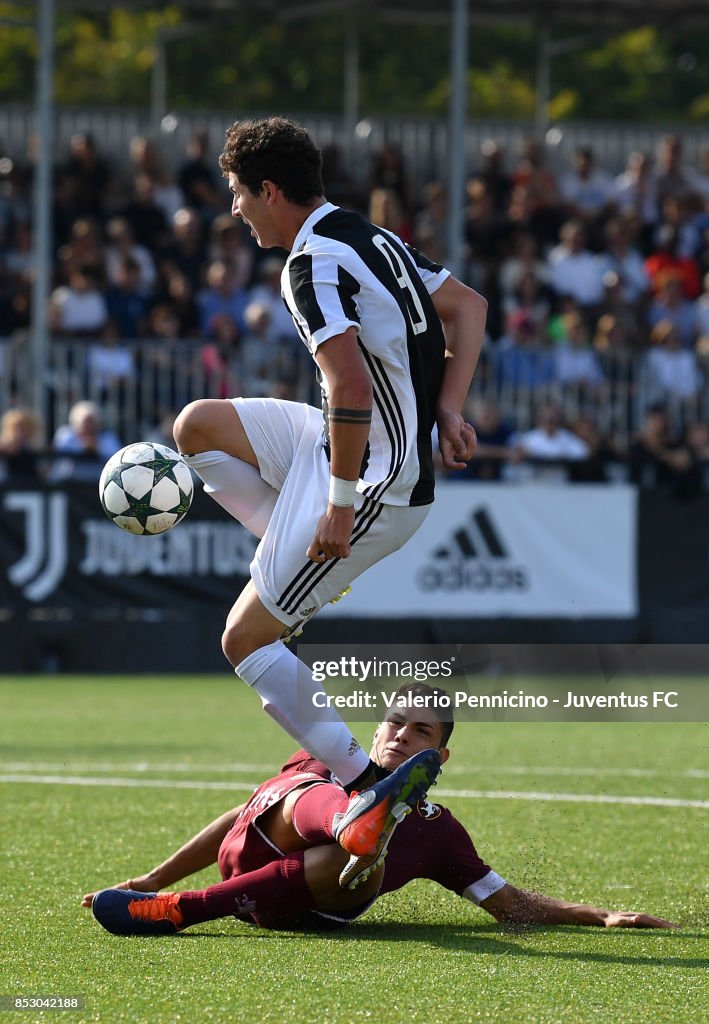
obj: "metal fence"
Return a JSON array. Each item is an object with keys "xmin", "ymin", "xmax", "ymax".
[
  {"xmin": 2, "ymin": 103, "xmax": 708, "ymax": 194},
  {"xmin": 1, "ymin": 335, "xmax": 705, "ymax": 452}
]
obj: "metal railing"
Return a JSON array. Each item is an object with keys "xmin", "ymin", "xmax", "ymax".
[
  {"xmin": 2, "ymin": 103, "xmax": 708, "ymax": 193},
  {"xmin": 1, "ymin": 335, "xmax": 705, "ymax": 450}
]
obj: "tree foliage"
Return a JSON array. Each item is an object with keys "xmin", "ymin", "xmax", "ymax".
[{"xmin": 1, "ymin": 4, "xmax": 709, "ymax": 123}]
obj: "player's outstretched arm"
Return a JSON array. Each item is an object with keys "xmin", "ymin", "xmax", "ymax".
[
  {"xmin": 81, "ymin": 805, "xmax": 244, "ymax": 907},
  {"xmin": 431, "ymin": 276, "xmax": 487, "ymax": 470},
  {"xmin": 479, "ymin": 883, "xmax": 678, "ymax": 929}
]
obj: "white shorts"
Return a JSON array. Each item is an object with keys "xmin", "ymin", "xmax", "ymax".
[{"xmin": 232, "ymin": 397, "xmax": 429, "ymax": 629}]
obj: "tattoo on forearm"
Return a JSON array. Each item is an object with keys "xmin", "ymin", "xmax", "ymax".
[{"xmin": 328, "ymin": 407, "xmax": 373, "ymax": 425}]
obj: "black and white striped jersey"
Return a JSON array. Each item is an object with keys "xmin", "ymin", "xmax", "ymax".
[{"xmin": 281, "ymin": 202, "xmax": 449, "ymax": 507}]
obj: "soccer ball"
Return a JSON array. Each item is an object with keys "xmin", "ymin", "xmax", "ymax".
[{"xmin": 98, "ymin": 441, "xmax": 194, "ymax": 535}]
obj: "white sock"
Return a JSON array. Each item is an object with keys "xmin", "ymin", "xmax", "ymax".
[
  {"xmin": 181, "ymin": 449, "xmax": 277, "ymax": 538},
  {"xmin": 235, "ymin": 640, "xmax": 371, "ymax": 786}
]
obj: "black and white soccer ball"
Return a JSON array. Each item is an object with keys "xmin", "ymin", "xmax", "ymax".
[{"xmin": 98, "ymin": 441, "xmax": 194, "ymax": 535}]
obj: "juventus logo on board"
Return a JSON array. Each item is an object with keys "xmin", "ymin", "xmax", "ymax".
[{"xmin": 5, "ymin": 492, "xmax": 69, "ymax": 602}]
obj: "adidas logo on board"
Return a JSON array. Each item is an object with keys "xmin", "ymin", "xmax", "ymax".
[{"xmin": 417, "ymin": 507, "xmax": 529, "ymax": 593}]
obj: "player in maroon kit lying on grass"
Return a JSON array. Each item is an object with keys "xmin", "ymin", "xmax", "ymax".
[{"xmin": 83, "ymin": 683, "xmax": 677, "ymax": 936}]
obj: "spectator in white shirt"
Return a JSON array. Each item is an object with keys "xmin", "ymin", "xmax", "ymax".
[
  {"xmin": 645, "ymin": 320, "xmax": 703, "ymax": 401},
  {"xmin": 597, "ymin": 218, "xmax": 651, "ymax": 305},
  {"xmin": 512, "ymin": 404, "xmax": 590, "ymax": 481},
  {"xmin": 104, "ymin": 216, "xmax": 157, "ymax": 296},
  {"xmin": 49, "ymin": 266, "xmax": 108, "ymax": 337},
  {"xmin": 50, "ymin": 400, "xmax": 121, "ymax": 482},
  {"xmin": 87, "ymin": 322, "xmax": 136, "ymax": 394},
  {"xmin": 560, "ymin": 146, "xmax": 614, "ymax": 223},
  {"xmin": 548, "ymin": 220, "xmax": 605, "ymax": 309},
  {"xmin": 613, "ymin": 151, "xmax": 659, "ymax": 232}
]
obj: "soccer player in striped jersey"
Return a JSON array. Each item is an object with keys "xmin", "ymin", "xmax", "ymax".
[{"xmin": 173, "ymin": 118, "xmax": 487, "ymax": 884}]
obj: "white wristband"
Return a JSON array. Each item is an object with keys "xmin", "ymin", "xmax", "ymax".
[{"xmin": 329, "ymin": 476, "xmax": 357, "ymax": 507}]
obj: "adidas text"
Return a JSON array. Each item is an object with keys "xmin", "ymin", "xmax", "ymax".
[{"xmin": 417, "ymin": 562, "xmax": 529, "ymax": 592}]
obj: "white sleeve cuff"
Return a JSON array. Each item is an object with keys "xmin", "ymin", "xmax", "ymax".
[
  {"xmin": 462, "ymin": 870, "xmax": 507, "ymax": 905},
  {"xmin": 310, "ymin": 319, "xmax": 361, "ymax": 350},
  {"xmin": 425, "ymin": 268, "xmax": 451, "ymax": 294}
]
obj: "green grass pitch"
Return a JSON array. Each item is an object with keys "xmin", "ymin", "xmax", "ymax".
[{"xmin": 0, "ymin": 676, "xmax": 707, "ymax": 1024}]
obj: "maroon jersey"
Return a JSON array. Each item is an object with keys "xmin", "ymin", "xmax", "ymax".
[{"xmin": 218, "ymin": 750, "xmax": 494, "ymax": 905}]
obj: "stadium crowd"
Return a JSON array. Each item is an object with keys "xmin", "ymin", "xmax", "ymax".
[{"xmin": 0, "ymin": 127, "xmax": 707, "ymax": 494}]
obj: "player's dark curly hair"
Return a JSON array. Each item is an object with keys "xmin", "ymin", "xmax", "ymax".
[
  {"xmin": 219, "ymin": 117, "xmax": 324, "ymax": 206},
  {"xmin": 389, "ymin": 682, "xmax": 455, "ymax": 747}
]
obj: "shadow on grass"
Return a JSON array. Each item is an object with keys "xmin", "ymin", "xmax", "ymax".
[{"xmin": 176, "ymin": 920, "xmax": 709, "ymax": 970}]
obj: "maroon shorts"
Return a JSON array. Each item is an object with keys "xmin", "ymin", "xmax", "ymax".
[{"xmin": 217, "ymin": 774, "xmax": 375, "ymax": 931}]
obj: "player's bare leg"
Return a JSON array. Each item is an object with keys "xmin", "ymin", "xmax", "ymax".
[
  {"xmin": 222, "ymin": 580, "xmax": 285, "ymax": 666},
  {"xmin": 174, "ymin": 399, "xmax": 278, "ymax": 537},
  {"xmin": 173, "ymin": 398, "xmax": 258, "ymax": 464},
  {"xmin": 303, "ymin": 845, "xmax": 384, "ymax": 912}
]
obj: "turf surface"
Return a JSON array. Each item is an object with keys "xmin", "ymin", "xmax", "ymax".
[{"xmin": 0, "ymin": 676, "xmax": 707, "ymax": 1024}]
